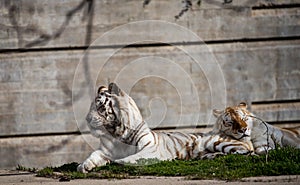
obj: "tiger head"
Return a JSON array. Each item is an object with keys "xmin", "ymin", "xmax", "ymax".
[
  {"xmin": 212, "ymin": 102, "xmax": 253, "ymax": 140},
  {"xmin": 86, "ymin": 83, "xmax": 143, "ymax": 139}
]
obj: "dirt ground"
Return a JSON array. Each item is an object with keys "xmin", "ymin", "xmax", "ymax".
[{"xmin": 0, "ymin": 170, "xmax": 299, "ymax": 185}]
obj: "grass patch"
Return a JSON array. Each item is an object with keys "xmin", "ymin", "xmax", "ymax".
[
  {"xmin": 34, "ymin": 147, "xmax": 300, "ymax": 181},
  {"xmin": 16, "ymin": 165, "xmax": 38, "ymax": 173}
]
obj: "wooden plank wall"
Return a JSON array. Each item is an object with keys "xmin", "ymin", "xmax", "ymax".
[{"xmin": 0, "ymin": 0, "xmax": 300, "ymax": 169}]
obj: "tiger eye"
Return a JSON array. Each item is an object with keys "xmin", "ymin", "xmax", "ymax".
[
  {"xmin": 95, "ymin": 99, "xmax": 101, "ymax": 105},
  {"xmin": 223, "ymin": 120, "xmax": 232, "ymax": 127},
  {"xmin": 97, "ymin": 105, "xmax": 105, "ymax": 113},
  {"xmin": 106, "ymin": 114, "xmax": 115, "ymax": 121}
]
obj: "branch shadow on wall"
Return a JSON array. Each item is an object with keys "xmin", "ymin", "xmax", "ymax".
[
  {"xmin": 6, "ymin": 0, "xmax": 95, "ymax": 155},
  {"xmin": 7, "ymin": 0, "xmax": 94, "ymax": 106}
]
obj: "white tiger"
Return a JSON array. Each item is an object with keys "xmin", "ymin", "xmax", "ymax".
[
  {"xmin": 77, "ymin": 83, "xmax": 254, "ymax": 173},
  {"xmin": 212, "ymin": 102, "xmax": 300, "ymax": 154}
]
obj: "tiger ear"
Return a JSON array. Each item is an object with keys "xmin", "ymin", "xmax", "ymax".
[
  {"xmin": 97, "ymin": 86, "xmax": 108, "ymax": 94},
  {"xmin": 238, "ymin": 102, "xmax": 247, "ymax": 109},
  {"xmin": 213, "ymin": 109, "xmax": 223, "ymax": 118},
  {"xmin": 108, "ymin": 83, "xmax": 123, "ymax": 96}
]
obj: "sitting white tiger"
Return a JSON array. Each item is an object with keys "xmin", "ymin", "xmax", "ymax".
[
  {"xmin": 77, "ymin": 83, "xmax": 253, "ymax": 173},
  {"xmin": 212, "ymin": 102, "xmax": 300, "ymax": 155}
]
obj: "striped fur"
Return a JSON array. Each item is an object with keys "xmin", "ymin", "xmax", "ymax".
[
  {"xmin": 212, "ymin": 102, "xmax": 300, "ymax": 155},
  {"xmin": 77, "ymin": 84, "xmax": 253, "ymax": 173}
]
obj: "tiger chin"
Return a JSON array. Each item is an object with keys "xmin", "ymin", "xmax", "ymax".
[
  {"xmin": 77, "ymin": 83, "xmax": 254, "ymax": 173},
  {"xmin": 212, "ymin": 102, "xmax": 300, "ymax": 155}
]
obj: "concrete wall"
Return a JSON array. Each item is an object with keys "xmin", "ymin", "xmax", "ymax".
[{"xmin": 0, "ymin": 0, "xmax": 299, "ymax": 169}]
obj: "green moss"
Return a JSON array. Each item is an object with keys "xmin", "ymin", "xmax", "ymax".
[{"xmin": 34, "ymin": 147, "xmax": 300, "ymax": 180}]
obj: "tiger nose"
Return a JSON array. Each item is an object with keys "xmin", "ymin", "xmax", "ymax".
[{"xmin": 238, "ymin": 128, "xmax": 246, "ymax": 134}]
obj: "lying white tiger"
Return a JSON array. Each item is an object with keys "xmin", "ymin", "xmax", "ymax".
[
  {"xmin": 77, "ymin": 83, "xmax": 253, "ymax": 173},
  {"xmin": 212, "ymin": 102, "xmax": 300, "ymax": 155}
]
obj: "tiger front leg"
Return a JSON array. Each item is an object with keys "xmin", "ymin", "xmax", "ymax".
[
  {"xmin": 115, "ymin": 151, "xmax": 153, "ymax": 164},
  {"xmin": 77, "ymin": 150, "xmax": 110, "ymax": 173},
  {"xmin": 252, "ymin": 137, "xmax": 275, "ymax": 155},
  {"xmin": 231, "ymin": 148, "xmax": 255, "ymax": 155},
  {"xmin": 114, "ymin": 153, "xmax": 143, "ymax": 164},
  {"xmin": 200, "ymin": 152, "xmax": 225, "ymax": 159},
  {"xmin": 115, "ymin": 146, "xmax": 161, "ymax": 164}
]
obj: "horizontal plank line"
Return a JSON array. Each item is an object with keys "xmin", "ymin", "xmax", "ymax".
[
  {"xmin": 252, "ymin": 3, "xmax": 300, "ymax": 10},
  {"xmin": 0, "ymin": 131, "xmax": 90, "ymax": 139},
  {"xmin": 252, "ymin": 99, "xmax": 300, "ymax": 105},
  {"xmin": 0, "ymin": 172, "xmax": 33, "ymax": 177},
  {"xmin": 204, "ymin": 36, "xmax": 300, "ymax": 45},
  {"xmin": 1, "ymin": 35, "xmax": 300, "ymax": 54},
  {"xmin": 152, "ymin": 125, "xmax": 212, "ymax": 131},
  {"xmin": 268, "ymin": 120, "xmax": 300, "ymax": 125}
]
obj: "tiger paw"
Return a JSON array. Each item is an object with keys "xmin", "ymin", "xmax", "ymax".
[
  {"xmin": 255, "ymin": 146, "xmax": 272, "ymax": 155},
  {"xmin": 77, "ymin": 164, "xmax": 87, "ymax": 173},
  {"xmin": 77, "ymin": 162, "xmax": 94, "ymax": 173},
  {"xmin": 201, "ymin": 152, "xmax": 225, "ymax": 159},
  {"xmin": 249, "ymin": 151, "xmax": 259, "ymax": 156},
  {"xmin": 232, "ymin": 149, "xmax": 251, "ymax": 155}
]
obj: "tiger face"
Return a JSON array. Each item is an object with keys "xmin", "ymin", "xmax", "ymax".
[
  {"xmin": 86, "ymin": 83, "xmax": 124, "ymax": 138},
  {"xmin": 86, "ymin": 83, "xmax": 143, "ymax": 139},
  {"xmin": 213, "ymin": 102, "xmax": 253, "ymax": 140}
]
